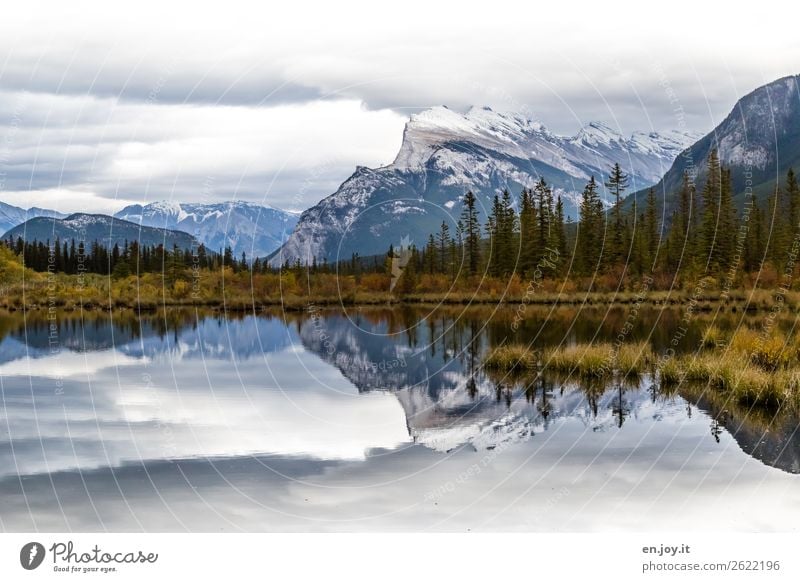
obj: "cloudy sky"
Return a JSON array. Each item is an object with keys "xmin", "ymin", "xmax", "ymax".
[{"xmin": 0, "ymin": 0, "xmax": 798, "ymax": 214}]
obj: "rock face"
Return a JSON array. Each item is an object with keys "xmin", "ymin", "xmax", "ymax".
[
  {"xmin": 627, "ymin": 74, "xmax": 800, "ymax": 210},
  {"xmin": 115, "ymin": 200, "xmax": 298, "ymax": 259},
  {"xmin": 274, "ymin": 105, "xmax": 698, "ymax": 265},
  {"xmin": 2, "ymin": 213, "xmax": 198, "ymax": 250}
]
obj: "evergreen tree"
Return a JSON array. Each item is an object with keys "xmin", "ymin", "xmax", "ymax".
[
  {"xmin": 223, "ymin": 246, "xmax": 234, "ymax": 271},
  {"xmin": 672, "ymin": 171, "xmax": 695, "ymax": 270},
  {"xmin": 605, "ymin": 162, "xmax": 629, "ymax": 263},
  {"xmin": 700, "ymin": 149, "xmax": 722, "ymax": 270},
  {"xmin": 424, "ymin": 234, "xmax": 437, "ymax": 274},
  {"xmin": 787, "ymin": 167, "xmax": 800, "ymax": 238},
  {"xmin": 533, "ymin": 178, "xmax": 553, "ymax": 260},
  {"xmin": 460, "ymin": 191, "xmax": 481, "ymax": 276},
  {"xmin": 485, "ymin": 194, "xmax": 501, "ymax": 277},
  {"xmin": 716, "ymin": 167, "xmax": 737, "ymax": 272},
  {"xmin": 519, "ymin": 187, "xmax": 537, "ymax": 275},
  {"xmin": 437, "ymin": 221, "xmax": 450, "ymax": 273},
  {"xmin": 553, "ymin": 195, "xmax": 566, "ymax": 261},
  {"xmin": 643, "ymin": 187, "xmax": 658, "ymax": 270},
  {"xmin": 578, "ymin": 176, "xmax": 604, "ymax": 274},
  {"xmin": 743, "ymin": 197, "xmax": 765, "ymax": 272},
  {"xmin": 498, "ymin": 189, "xmax": 517, "ymax": 275}
]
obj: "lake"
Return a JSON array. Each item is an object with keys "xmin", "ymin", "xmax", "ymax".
[{"xmin": 0, "ymin": 305, "xmax": 798, "ymax": 531}]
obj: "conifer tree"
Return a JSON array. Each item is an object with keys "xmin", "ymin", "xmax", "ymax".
[
  {"xmin": 700, "ymin": 149, "xmax": 722, "ymax": 270},
  {"xmin": 424, "ymin": 234, "xmax": 437, "ymax": 274},
  {"xmin": 673, "ymin": 171, "xmax": 695, "ymax": 268},
  {"xmin": 643, "ymin": 187, "xmax": 658, "ymax": 269},
  {"xmin": 533, "ymin": 178, "xmax": 553, "ymax": 260},
  {"xmin": 485, "ymin": 194, "xmax": 501, "ymax": 277},
  {"xmin": 519, "ymin": 187, "xmax": 537, "ymax": 275},
  {"xmin": 578, "ymin": 176, "xmax": 603, "ymax": 274},
  {"xmin": 460, "ymin": 191, "xmax": 481, "ymax": 276},
  {"xmin": 437, "ymin": 221, "xmax": 450, "ymax": 273},
  {"xmin": 498, "ymin": 189, "xmax": 517, "ymax": 276},
  {"xmin": 716, "ymin": 167, "xmax": 736, "ymax": 272},
  {"xmin": 605, "ymin": 162, "xmax": 629, "ymax": 263},
  {"xmin": 553, "ymin": 196, "xmax": 566, "ymax": 262},
  {"xmin": 787, "ymin": 167, "xmax": 799, "ymax": 239}
]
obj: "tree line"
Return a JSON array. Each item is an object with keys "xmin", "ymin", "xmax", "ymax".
[
  {"xmin": 0, "ymin": 237, "xmax": 245, "ymax": 277},
  {"xmin": 6, "ymin": 150, "xmax": 799, "ymax": 292},
  {"xmin": 392, "ymin": 152, "xmax": 800, "ymax": 289}
]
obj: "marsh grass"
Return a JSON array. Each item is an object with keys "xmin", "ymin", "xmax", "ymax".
[
  {"xmin": 485, "ymin": 341, "xmax": 655, "ymax": 378},
  {"xmin": 701, "ymin": 325, "xmax": 726, "ymax": 348},
  {"xmin": 728, "ymin": 328, "xmax": 796, "ymax": 372},
  {"xmin": 543, "ymin": 343, "xmax": 614, "ymax": 377},
  {"xmin": 483, "ymin": 345, "xmax": 537, "ymax": 371},
  {"xmin": 488, "ymin": 337, "xmax": 800, "ymax": 410}
]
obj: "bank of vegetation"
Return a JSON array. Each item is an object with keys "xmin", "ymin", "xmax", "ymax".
[
  {"xmin": 484, "ymin": 325, "xmax": 800, "ymax": 410},
  {"xmin": 1, "ymin": 153, "xmax": 800, "ymax": 312}
]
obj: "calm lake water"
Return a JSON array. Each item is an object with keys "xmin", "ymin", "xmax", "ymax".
[{"xmin": 0, "ymin": 305, "xmax": 798, "ymax": 532}]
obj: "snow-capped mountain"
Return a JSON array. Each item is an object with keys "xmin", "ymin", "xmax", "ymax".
[
  {"xmin": 274, "ymin": 105, "xmax": 699, "ymax": 265},
  {"xmin": 3, "ymin": 213, "xmax": 197, "ymax": 250},
  {"xmin": 115, "ymin": 200, "xmax": 298, "ymax": 258},
  {"xmin": 293, "ymin": 309, "xmax": 799, "ymax": 470},
  {"xmin": 0, "ymin": 200, "xmax": 66, "ymax": 234},
  {"xmin": 628, "ymin": 74, "xmax": 800, "ymax": 210}
]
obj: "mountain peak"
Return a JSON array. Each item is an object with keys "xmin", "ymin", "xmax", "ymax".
[
  {"xmin": 571, "ymin": 121, "xmax": 624, "ymax": 147},
  {"xmin": 114, "ymin": 200, "xmax": 298, "ymax": 257},
  {"xmin": 277, "ymin": 101, "xmax": 705, "ymax": 264},
  {"xmin": 394, "ymin": 105, "xmax": 547, "ymax": 170},
  {"xmin": 625, "ymin": 74, "xmax": 800, "ymax": 215},
  {"xmin": 3, "ymin": 212, "xmax": 197, "ymax": 250}
]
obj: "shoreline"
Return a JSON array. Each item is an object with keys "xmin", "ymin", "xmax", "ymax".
[{"xmin": 0, "ymin": 288, "xmax": 791, "ymax": 312}]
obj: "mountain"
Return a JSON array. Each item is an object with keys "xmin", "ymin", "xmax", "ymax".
[
  {"xmin": 2, "ymin": 213, "xmax": 198, "ymax": 250},
  {"xmin": 114, "ymin": 201, "xmax": 298, "ymax": 258},
  {"xmin": 273, "ymin": 106, "xmax": 699, "ymax": 265},
  {"xmin": 627, "ymin": 74, "xmax": 800, "ymax": 210},
  {"xmin": 0, "ymin": 201, "xmax": 66, "ymax": 234}
]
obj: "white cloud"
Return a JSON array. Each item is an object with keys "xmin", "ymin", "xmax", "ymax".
[
  {"xmin": 0, "ymin": 0, "xmax": 797, "ymax": 212},
  {"xmin": 0, "ymin": 94, "xmax": 406, "ymax": 211}
]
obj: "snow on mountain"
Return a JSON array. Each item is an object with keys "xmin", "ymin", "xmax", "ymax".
[
  {"xmin": 293, "ymin": 308, "xmax": 689, "ymax": 454},
  {"xmin": 274, "ymin": 105, "xmax": 699, "ymax": 265},
  {"xmin": 3, "ymin": 213, "xmax": 197, "ymax": 250},
  {"xmin": 0, "ymin": 201, "xmax": 66, "ymax": 235},
  {"xmin": 627, "ymin": 74, "xmax": 800, "ymax": 211},
  {"xmin": 114, "ymin": 200, "xmax": 298, "ymax": 258}
]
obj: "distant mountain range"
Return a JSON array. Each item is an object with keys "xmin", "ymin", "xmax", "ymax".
[
  {"xmin": 0, "ymin": 201, "xmax": 66, "ymax": 234},
  {"xmin": 4, "ymin": 75, "xmax": 798, "ymax": 266},
  {"xmin": 2, "ymin": 213, "xmax": 197, "ymax": 250},
  {"xmin": 627, "ymin": 74, "xmax": 800, "ymax": 210},
  {"xmin": 273, "ymin": 106, "xmax": 699, "ymax": 265},
  {"xmin": 0, "ymin": 200, "xmax": 297, "ymax": 258},
  {"xmin": 114, "ymin": 201, "xmax": 298, "ymax": 258}
]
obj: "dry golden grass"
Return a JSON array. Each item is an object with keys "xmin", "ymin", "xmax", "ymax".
[
  {"xmin": 487, "ymin": 337, "xmax": 800, "ymax": 410},
  {"xmin": 486, "ymin": 341, "xmax": 655, "ymax": 378},
  {"xmin": 483, "ymin": 345, "xmax": 537, "ymax": 371}
]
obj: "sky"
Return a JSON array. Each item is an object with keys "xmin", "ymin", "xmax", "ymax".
[{"xmin": 0, "ymin": 0, "xmax": 798, "ymax": 215}]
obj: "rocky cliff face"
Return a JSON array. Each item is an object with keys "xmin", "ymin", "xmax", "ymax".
[
  {"xmin": 274, "ymin": 105, "xmax": 698, "ymax": 265},
  {"xmin": 627, "ymin": 74, "xmax": 800, "ymax": 210}
]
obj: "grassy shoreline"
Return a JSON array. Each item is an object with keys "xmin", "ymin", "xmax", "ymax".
[
  {"xmin": 1, "ymin": 246, "xmax": 798, "ymax": 311},
  {"xmin": 483, "ymin": 331, "xmax": 800, "ymax": 410},
  {"xmin": 0, "ymin": 281, "xmax": 795, "ymax": 312}
]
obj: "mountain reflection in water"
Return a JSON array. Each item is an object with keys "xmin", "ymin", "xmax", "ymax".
[{"xmin": 0, "ymin": 306, "xmax": 797, "ymax": 531}]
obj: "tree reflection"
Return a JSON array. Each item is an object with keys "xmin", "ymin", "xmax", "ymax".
[{"xmin": 611, "ymin": 383, "xmax": 629, "ymax": 428}]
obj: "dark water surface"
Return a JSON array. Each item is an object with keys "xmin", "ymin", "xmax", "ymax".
[{"xmin": 0, "ymin": 305, "xmax": 798, "ymax": 531}]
